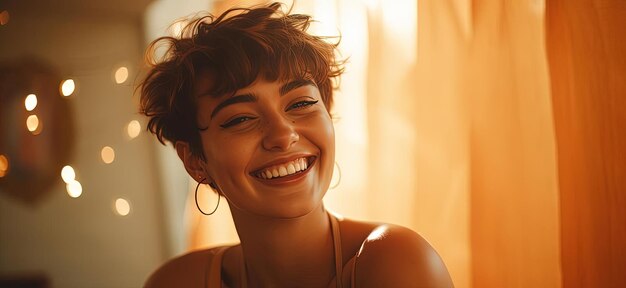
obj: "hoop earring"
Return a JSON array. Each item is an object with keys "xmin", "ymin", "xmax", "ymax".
[
  {"xmin": 195, "ymin": 178, "xmax": 220, "ymax": 215},
  {"xmin": 329, "ymin": 161, "xmax": 342, "ymax": 190}
]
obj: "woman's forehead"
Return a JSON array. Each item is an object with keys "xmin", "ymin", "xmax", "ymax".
[{"xmin": 193, "ymin": 69, "xmax": 315, "ymax": 99}]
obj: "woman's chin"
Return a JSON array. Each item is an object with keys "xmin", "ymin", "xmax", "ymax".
[{"xmin": 244, "ymin": 196, "xmax": 325, "ymax": 220}]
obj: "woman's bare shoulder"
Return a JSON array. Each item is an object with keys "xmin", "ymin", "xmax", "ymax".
[
  {"xmin": 341, "ymin": 219, "xmax": 454, "ymax": 288},
  {"xmin": 143, "ymin": 246, "xmax": 230, "ymax": 288}
]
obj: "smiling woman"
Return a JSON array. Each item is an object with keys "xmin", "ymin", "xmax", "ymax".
[{"xmin": 139, "ymin": 2, "xmax": 453, "ymax": 287}]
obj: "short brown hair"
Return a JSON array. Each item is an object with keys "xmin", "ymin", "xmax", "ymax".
[{"xmin": 138, "ymin": 2, "xmax": 344, "ymax": 157}]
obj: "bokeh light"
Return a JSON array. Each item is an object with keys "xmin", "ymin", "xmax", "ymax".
[
  {"xmin": 115, "ymin": 198, "xmax": 131, "ymax": 216},
  {"xmin": 26, "ymin": 115, "xmax": 39, "ymax": 131},
  {"xmin": 127, "ymin": 120, "xmax": 141, "ymax": 139},
  {"xmin": 66, "ymin": 180, "xmax": 83, "ymax": 198},
  {"xmin": 24, "ymin": 94, "xmax": 37, "ymax": 111},
  {"xmin": 0, "ymin": 10, "xmax": 9, "ymax": 26},
  {"xmin": 114, "ymin": 67, "xmax": 129, "ymax": 84},
  {"xmin": 61, "ymin": 165, "xmax": 76, "ymax": 183},
  {"xmin": 60, "ymin": 79, "xmax": 75, "ymax": 96},
  {"xmin": 26, "ymin": 114, "xmax": 42, "ymax": 135},
  {"xmin": 0, "ymin": 154, "xmax": 8, "ymax": 178},
  {"xmin": 101, "ymin": 146, "xmax": 115, "ymax": 164}
]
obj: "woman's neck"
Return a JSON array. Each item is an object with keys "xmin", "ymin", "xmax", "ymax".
[{"xmin": 229, "ymin": 204, "xmax": 336, "ymax": 287}]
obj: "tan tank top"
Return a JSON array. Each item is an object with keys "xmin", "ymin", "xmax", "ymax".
[{"xmin": 206, "ymin": 213, "xmax": 357, "ymax": 287}]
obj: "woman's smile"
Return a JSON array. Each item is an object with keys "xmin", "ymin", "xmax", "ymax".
[
  {"xmin": 250, "ymin": 154, "xmax": 315, "ymax": 178},
  {"xmin": 251, "ymin": 155, "xmax": 317, "ymax": 184}
]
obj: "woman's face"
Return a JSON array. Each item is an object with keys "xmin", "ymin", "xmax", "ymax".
[{"xmin": 194, "ymin": 74, "xmax": 335, "ymax": 218}]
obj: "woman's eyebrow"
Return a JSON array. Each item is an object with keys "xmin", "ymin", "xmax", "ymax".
[
  {"xmin": 279, "ymin": 79, "xmax": 317, "ymax": 96},
  {"xmin": 210, "ymin": 93, "xmax": 257, "ymax": 119},
  {"xmin": 209, "ymin": 79, "xmax": 315, "ymax": 119}
]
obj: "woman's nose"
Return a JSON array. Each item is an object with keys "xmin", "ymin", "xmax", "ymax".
[{"xmin": 262, "ymin": 116, "xmax": 299, "ymax": 151}]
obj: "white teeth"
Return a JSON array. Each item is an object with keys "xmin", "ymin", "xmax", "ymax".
[
  {"xmin": 257, "ymin": 157, "xmax": 311, "ymax": 179},
  {"xmin": 278, "ymin": 166, "xmax": 288, "ymax": 177}
]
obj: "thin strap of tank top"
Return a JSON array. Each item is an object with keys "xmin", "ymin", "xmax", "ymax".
[
  {"xmin": 350, "ymin": 248, "xmax": 358, "ymax": 288},
  {"xmin": 207, "ymin": 246, "xmax": 230, "ymax": 288},
  {"xmin": 329, "ymin": 212, "xmax": 344, "ymax": 288},
  {"xmin": 240, "ymin": 254, "xmax": 248, "ymax": 287}
]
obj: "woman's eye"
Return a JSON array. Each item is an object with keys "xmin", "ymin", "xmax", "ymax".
[
  {"xmin": 287, "ymin": 100, "xmax": 319, "ymax": 111},
  {"xmin": 220, "ymin": 116, "xmax": 257, "ymax": 128}
]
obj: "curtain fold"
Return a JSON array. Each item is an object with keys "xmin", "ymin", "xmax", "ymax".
[
  {"xmin": 546, "ymin": 1, "xmax": 626, "ymax": 287},
  {"xmin": 466, "ymin": 1, "xmax": 561, "ymax": 287},
  {"xmin": 408, "ymin": 1, "xmax": 561, "ymax": 286}
]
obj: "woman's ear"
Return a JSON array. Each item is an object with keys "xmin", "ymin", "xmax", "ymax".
[{"xmin": 175, "ymin": 141, "xmax": 207, "ymax": 182}]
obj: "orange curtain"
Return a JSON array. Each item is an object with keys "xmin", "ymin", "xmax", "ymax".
[
  {"xmin": 546, "ymin": 0, "xmax": 626, "ymax": 287},
  {"xmin": 412, "ymin": 1, "xmax": 562, "ymax": 286},
  {"xmin": 463, "ymin": 1, "xmax": 562, "ymax": 287}
]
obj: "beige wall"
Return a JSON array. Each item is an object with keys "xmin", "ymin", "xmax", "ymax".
[{"xmin": 0, "ymin": 7, "xmax": 165, "ymax": 288}]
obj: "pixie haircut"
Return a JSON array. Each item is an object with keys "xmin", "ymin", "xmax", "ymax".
[{"xmin": 139, "ymin": 2, "xmax": 344, "ymax": 157}]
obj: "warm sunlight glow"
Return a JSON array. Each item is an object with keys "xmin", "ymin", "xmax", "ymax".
[
  {"xmin": 530, "ymin": 0, "xmax": 545, "ymax": 15},
  {"xmin": 24, "ymin": 94, "xmax": 37, "ymax": 111},
  {"xmin": 364, "ymin": 0, "xmax": 379, "ymax": 10},
  {"xmin": 66, "ymin": 180, "xmax": 83, "ymax": 198},
  {"xmin": 115, "ymin": 198, "xmax": 131, "ymax": 216},
  {"xmin": 101, "ymin": 146, "xmax": 115, "ymax": 164},
  {"xmin": 26, "ymin": 114, "xmax": 42, "ymax": 134},
  {"xmin": 0, "ymin": 154, "xmax": 8, "ymax": 178},
  {"xmin": 61, "ymin": 165, "xmax": 76, "ymax": 183},
  {"xmin": 60, "ymin": 79, "xmax": 75, "ymax": 96},
  {"xmin": 114, "ymin": 66, "xmax": 129, "ymax": 84},
  {"xmin": 312, "ymin": 0, "xmax": 338, "ymax": 39},
  {"xmin": 0, "ymin": 10, "xmax": 9, "ymax": 26},
  {"xmin": 382, "ymin": 0, "xmax": 417, "ymax": 64},
  {"xmin": 127, "ymin": 120, "xmax": 141, "ymax": 139}
]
